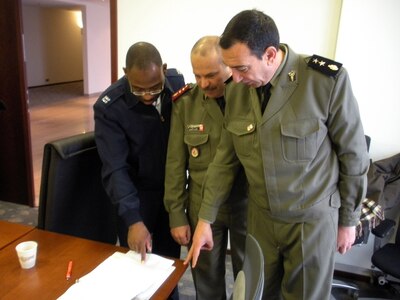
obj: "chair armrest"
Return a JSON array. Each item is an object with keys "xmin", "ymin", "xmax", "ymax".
[{"xmin": 371, "ymin": 219, "xmax": 396, "ymax": 238}]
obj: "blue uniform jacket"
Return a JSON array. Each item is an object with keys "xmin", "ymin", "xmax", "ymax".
[{"xmin": 94, "ymin": 70, "xmax": 184, "ymax": 226}]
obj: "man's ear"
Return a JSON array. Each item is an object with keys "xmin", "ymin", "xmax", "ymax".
[
  {"xmin": 162, "ymin": 63, "xmax": 167, "ymax": 74},
  {"xmin": 123, "ymin": 67, "xmax": 127, "ymax": 75},
  {"xmin": 263, "ymin": 46, "xmax": 277, "ymax": 64}
]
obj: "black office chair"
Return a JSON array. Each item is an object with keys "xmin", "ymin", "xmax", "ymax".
[
  {"xmin": 371, "ymin": 217, "xmax": 400, "ymax": 293},
  {"xmin": 232, "ymin": 234, "xmax": 264, "ymax": 300},
  {"xmin": 37, "ymin": 131, "xmax": 117, "ymax": 244}
]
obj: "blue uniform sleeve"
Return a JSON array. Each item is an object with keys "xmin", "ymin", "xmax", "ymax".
[{"xmin": 94, "ymin": 101, "xmax": 142, "ymax": 226}]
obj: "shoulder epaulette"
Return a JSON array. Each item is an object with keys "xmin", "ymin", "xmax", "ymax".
[
  {"xmin": 172, "ymin": 84, "xmax": 193, "ymax": 102},
  {"xmin": 307, "ymin": 54, "xmax": 342, "ymax": 77},
  {"xmin": 100, "ymin": 94, "xmax": 112, "ymax": 104},
  {"xmin": 98, "ymin": 87, "xmax": 124, "ymax": 107}
]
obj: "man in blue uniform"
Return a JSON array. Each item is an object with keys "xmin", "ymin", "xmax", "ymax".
[
  {"xmin": 186, "ymin": 10, "xmax": 369, "ymax": 300},
  {"xmin": 94, "ymin": 42, "xmax": 184, "ymax": 299}
]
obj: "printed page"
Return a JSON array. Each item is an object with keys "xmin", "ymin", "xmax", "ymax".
[{"xmin": 58, "ymin": 251, "xmax": 175, "ymax": 300}]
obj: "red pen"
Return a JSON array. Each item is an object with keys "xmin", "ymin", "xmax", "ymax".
[{"xmin": 66, "ymin": 260, "xmax": 73, "ymax": 280}]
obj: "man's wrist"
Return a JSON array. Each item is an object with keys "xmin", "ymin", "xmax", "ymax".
[{"xmin": 198, "ymin": 218, "xmax": 212, "ymax": 224}]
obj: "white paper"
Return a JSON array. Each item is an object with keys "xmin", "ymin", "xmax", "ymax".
[{"xmin": 58, "ymin": 251, "xmax": 175, "ymax": 300}]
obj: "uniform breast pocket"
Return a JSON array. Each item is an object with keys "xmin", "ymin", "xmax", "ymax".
[
  {"xmin": 281, "ymin": 118, "xmax": 322, "ymax": 162},
  {"xmin": 226, "ymin": 120, "xmax": 256, "ymax": 157},
  {"xmin": 184, "ymin": 133, "xmax": 210, "ymax": 164}
]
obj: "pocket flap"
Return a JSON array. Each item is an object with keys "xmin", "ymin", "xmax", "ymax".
[
  {"xmin": 184, "ymin": 133, "xmax": 209, "ymax": 146},
  {"xmin": 281, "ymin": 119, "xmax": 319, "ymax": 138},
  {"xmin": 226, "ymin": 120, "xmax": 256, "ymax": 136}
]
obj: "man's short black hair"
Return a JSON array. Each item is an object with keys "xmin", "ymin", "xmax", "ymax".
[
  {"xmin": 220, "ymin": 9, "xmax": 280, "ymax": 59},
  {"xmin": 125, "ymin": 42, "xmax": 162, "ymax": 70}
]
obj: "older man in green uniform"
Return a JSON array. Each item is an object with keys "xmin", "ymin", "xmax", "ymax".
[
  {"xmin": 164, "ymin": 36, "xmax": 247, "ymax": 299},
  {"xmin": 186, "ymin": 10, "xmax": 370, "ymax": 300}
]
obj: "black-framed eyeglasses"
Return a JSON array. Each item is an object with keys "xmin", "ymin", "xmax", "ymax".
[{"xmin": 130, "ymin": 82, "xmax": 164, "ymax": 96}]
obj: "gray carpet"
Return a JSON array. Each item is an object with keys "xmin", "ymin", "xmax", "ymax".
[{"xmin": 0, "ymin": 200, "xmax": 38, "ymax": 226}]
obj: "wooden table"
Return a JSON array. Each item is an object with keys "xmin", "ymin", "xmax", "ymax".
[
  {"xmin": 0, "ymin": 228, "xmax": 187, "ymax": 300},
  {"xmin": 0, "ymin": 220, "xmax": 35, "ymax": 250}
]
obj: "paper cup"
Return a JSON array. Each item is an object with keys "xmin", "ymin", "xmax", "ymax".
[{"xmin": 15, "ymin": 241, "xmax": 38, "ymax": 269}]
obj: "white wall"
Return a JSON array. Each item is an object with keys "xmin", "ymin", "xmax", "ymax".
[
  {"xmin": 336, "ymin": 0, "xmax": 400, "ymax": 161},
  {"xmin": 81, "ymin": 2, "xmax": 111, "ymax": 95},
  {"xmin": 22, "ymin": 6, "xmax": 83, "ymax": 87},
  {"xmin": 117, "ymin": 0, "xmax": 340, "ymax": 83},
  {"xmin": 117, "ymin": 0, "xmax": 400, "ymax": 162},
  {"xmin": 22, "ymin": 0, "xmax": 110, "ymax": 95}
]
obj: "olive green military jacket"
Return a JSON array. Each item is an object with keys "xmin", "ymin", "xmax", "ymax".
[
  {"xmin": 199, "ymin": 45, "xmax": 369, "ymax": 227},
  {"xmin": 164, "ymin": 84, "xmax": 247, "ymax": 228}
]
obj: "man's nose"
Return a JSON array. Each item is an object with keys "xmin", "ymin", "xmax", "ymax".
[
  {"xmin": 231, "ymin": 71, "xmax": 242, "ymax": 83},
  {"xmin": 142, "ymin": 93, "xmax": 156, "ymax": 101},
  {"xmin": 198, "ymin": 78, "xmax": 210, "ymax": 89}
]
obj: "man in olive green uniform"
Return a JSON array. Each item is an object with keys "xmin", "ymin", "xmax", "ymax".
[
  {"xmin": 164, "ymin": 36, "xmax": 247, "ymax": 300},
  {"xmin": 186, "ymin": 11, "xmax": 370, "ymax": 300}
]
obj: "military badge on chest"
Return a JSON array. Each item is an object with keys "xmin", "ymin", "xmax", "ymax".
[
  {"xmin": 187, "ymin": 124, "xmax": 204, "ymax": 158},
  {"xmin": 187, "ymin": 124, "xmax": 204, "ymax": 132},
  {"xmin": 191, "ymin": 147, "xmax": 199, "ymax": 158}
]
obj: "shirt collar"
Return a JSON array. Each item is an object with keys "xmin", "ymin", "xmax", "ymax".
[{"xmin": 269, "ymin": 44, "xmax": 288, "ymax": 87}]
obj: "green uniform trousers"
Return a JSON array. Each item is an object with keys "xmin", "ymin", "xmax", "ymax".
[
  {"xmin": 248, "ymin": 200, "xmax": 338, "ymax": 300},
  {"xmin": 188, "ymin": 200, "xmax": 246, "ymax": 300}
]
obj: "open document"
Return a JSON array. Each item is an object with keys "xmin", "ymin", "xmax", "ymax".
[{"xmin": 58, "ymin": 251, "xmax": 175, "ymax": 300}]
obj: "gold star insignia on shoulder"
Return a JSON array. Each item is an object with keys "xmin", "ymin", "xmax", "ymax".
[{"xmin": 307, "ymin": 54, "xmax": 342, "ymax": 77}]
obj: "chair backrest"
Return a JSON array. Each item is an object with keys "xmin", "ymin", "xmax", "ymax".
[
  {"xmin": 232, "ymin": 234, "xmax": 265, "ymax": 300},
  {"xmin": 37, "ymin": 132, "xmax": 117, "ymax": 244},
  {"xmin": 165, "ymin": 68, "xmax": 185, "ymax": 92}
]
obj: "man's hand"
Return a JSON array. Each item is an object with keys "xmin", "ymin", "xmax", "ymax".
[
  {"xmin": 171, "ymin": 225, "xmax": 191, "ymax": 246},
  {"xmin": 127, "ymin": 221, "xmax": 152, "ymax": 261},
  {"xmin": 337, "ymin": 225, "xmax": 356, "ymax": 254},
  {"xmin": 184, "ymin": 219, "xmax": 213, "ymax": 268}
]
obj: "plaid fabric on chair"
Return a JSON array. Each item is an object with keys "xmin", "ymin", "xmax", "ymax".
[{"xmin": 355, "ymin": 198, "xmax": 385, "ymax": 244}]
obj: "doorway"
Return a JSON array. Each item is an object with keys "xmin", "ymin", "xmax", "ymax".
[
  {"xmin": 22, "ymin": 0, "xmax": 112, "ymax": 206},
  {"xmin": 0, "ymin": 0, "xmax": 117, "ymax": 207}
]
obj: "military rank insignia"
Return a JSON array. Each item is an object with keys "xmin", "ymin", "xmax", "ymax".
[
  {"xmin": 288, "ymin": 70, "xmax": 296, "ymax": 82},
  {"xmin": 172, "ymin": 84, "xmax": 193, "ymax": 102},
  {"xmin": 307, "ymin": 54, "xmax": 342, "ymax": 77},
  {"xmin": 101, "ymin": 95, "xmax": 111, "ymax": 104}
]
